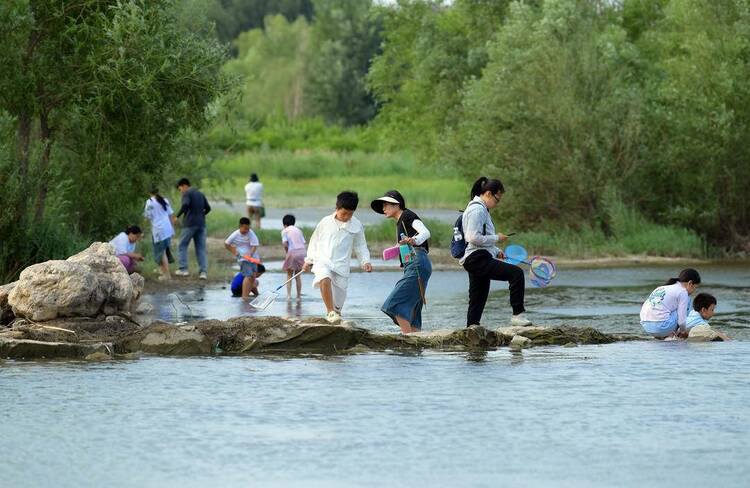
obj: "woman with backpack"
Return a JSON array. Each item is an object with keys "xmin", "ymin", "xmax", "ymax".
[
  {"xmin": 371, "ymin": 190, "xmax": 432, "ymax": 333},
  {"xmin": 459, "ymin": 177, "xmax": 531, "ymax": 327}
]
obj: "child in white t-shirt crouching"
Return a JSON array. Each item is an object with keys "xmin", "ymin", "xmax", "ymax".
[{"xmin": 224, "ymin": 217, "xmax": 260, "ymax": 300}]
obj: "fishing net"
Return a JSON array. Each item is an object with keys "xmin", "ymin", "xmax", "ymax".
[
  {"xmin": 504, "ymin": 244, "xmax": 528, "ymax": 265},
  {"xmin": 528, "ymin": 256, "xmax": 557, "ymax": 288}
]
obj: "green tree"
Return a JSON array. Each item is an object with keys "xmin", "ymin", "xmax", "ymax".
[
  {"xmin": 207, "ymin": 0, "xmax": 314, "ymax": 45},
  {"xmin": 634, "ymin": 0, "xmax": 750, "ymax": 246},
  {"xmin": 223, "ymin": 15, "xmax": 311, "ymax": 124},
  {"xmin": 446, "ymin": 0, "xmax": 645, "ymax": 230},
  {"xmin": 305, "ymin": 0, "xmax": 382, "ymax": 126},
  {"xmin": 368, "ymin": 0, "xmax": 511, "ymax": 158},
  {"xmin": 0, "ymin": 0, "xmax": 230, "ymax": 280}
]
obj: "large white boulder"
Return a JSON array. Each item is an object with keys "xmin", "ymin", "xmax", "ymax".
[{"xmin": 7, "ymin": 243, "xmax": 143, "ymax": 321}]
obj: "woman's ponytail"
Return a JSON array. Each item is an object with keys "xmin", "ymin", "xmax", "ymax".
[
  {"xmin": 470, "ymin": 176, "xmax": 505, "ymax": 199},
  {"xmin": 150, "ymin": 188, "xmax": 168, "ymax": 211},
  {"xmin": 471, "ymin": 177, "xmax": 489, "ymax": 198},
  {"xmin": 664, "ymin": 268, "xmax": 701, "ymax": 286}
]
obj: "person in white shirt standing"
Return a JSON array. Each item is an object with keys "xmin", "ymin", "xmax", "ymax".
[
  {"xmin": 144, "ymin": 188, "xmax": 176, "ymax": 281},
  {"xmin": 244, "ymin": 173, "xmax": 264, "ymax": 229},
  {"xmin": 303, "ymin": 191, "xmax": 372, "ymax": 323}
]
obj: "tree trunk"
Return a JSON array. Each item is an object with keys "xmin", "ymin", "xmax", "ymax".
[
  {"xmin": 14, "ymin": 111, "xmax": 32, "ymax": 220},
  {"xmin": 33, "ymin": 109, "xmax": 53, "ymax": 223}
]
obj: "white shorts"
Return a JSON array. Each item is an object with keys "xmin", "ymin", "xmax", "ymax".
[{"xmin": 312, "ymin": 264, "xmax": 349, "ymax": 312}]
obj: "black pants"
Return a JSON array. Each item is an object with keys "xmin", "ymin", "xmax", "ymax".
[{"xmin": 463, "ymin": 250, "xmax": 526, "ymax": 326}]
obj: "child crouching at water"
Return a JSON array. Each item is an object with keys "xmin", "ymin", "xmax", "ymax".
[
  {"xmin": 281, "ymin": 214, "xmax": 306, "ymax": 299},
  {"xmin": 640, "ymin": 268, "xmax": 700, "ymax": 338},
  {"xmin": 685, "ymin": 293, "xmax": 730, "ymax": 340},
  {"xmin": 303, "ymin": 191, "xmax": 372, "ymax": 323},
  {"xmin": 224, "ymin": 217, "xmax": 261, "ymax": 300}
]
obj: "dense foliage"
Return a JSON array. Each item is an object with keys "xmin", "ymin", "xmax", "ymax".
[
  {"xmin": 0, "ymin": 0, "xmax": 230, "ymax": 280},
  {"xmin": 368, "ymin": 0, "xmax": 750, "ymax": 248}
]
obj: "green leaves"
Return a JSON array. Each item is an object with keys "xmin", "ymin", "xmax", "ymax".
[{"xmin": 0, "ymin": 0, "xmax": 230, "ymax": 278}]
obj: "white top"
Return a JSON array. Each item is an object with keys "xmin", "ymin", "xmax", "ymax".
[
  {"xmin": 459, "ymin": 197, "xmax": 500, "ymax": 265},
  {"xmin": 685, "ymin": 309, "xmax": 708, "ymax": 330},
  {"xmin": 305, "ymin": 214, "xmax": 370, "ymax": 276},
  {"xmin": 282, "ymin": 225, "xmax": 306, "ymax": 252},
  {"xmin": 109, "ymin": 232, "xmax": 135, "ymax": 256},
  {"xmin": 225, "ymin": 229, "xmax": 260, "ymax": 260},
  {"xmin": 410, "ymin": 219, "xmax": 431, "ymax": 245},
  {"xmin": 244, "ymin": 182, "xmax": 264, "ymax": 207},
  {"xmin": 144, "ymin": 197, "xmax": 175, "ymax": 243},
  {"xmin": 640, "ymin": 282, "xmax": 689, "ymax": 326}
]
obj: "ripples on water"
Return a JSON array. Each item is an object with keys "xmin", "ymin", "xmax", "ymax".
[
  {"xmin": 1, "ymin": 264, "xmax": 749, "ymax": 487},
  {"xmin": 2, "ymin": 343, "xmax": 750, "ymax": 487}
]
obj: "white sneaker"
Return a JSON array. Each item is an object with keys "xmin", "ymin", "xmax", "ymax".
[
  {"xmin": 157, "ymin": 274, "xmax": 171, "ymax": 282},
  {"xmin": 199, "ymin": 272, "xmax": 208, "ymax": 280},
  {"xmin": 175, "ymin": 269, "xmax": 189, "ymax": 277},
  {"xmin": 326, "ymin": 311, "xmax": 341, "ymax": 324},
  {"xmin": 510, "ymin": 313, "xmax": 532, "ymax": 326}
]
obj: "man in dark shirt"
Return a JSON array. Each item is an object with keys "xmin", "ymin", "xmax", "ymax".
[{"xmin": 175, "ymin": 178, "xmax": 211, "ymax": 279}]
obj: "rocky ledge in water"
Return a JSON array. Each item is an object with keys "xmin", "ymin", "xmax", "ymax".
[{"xmin": 0, "ymin": 316, "xmax": 654, "ymax": 360}]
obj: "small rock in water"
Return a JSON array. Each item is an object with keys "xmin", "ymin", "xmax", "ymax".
[
  {"xmin": 84, "ymin": 351, "xmax": 111, "ymax": 361},
  {"xmin": 510, "ymin": 334, "xmax": 532, "ymax": 349}
]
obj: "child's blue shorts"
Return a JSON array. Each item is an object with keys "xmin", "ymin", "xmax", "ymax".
[
  {"xmin": 641, "ymin": 310, "xmax": 678, "ymax": 338},
  {"xmin": 240, "ymin": 260, "xmax": 258, "ymax": 278}
]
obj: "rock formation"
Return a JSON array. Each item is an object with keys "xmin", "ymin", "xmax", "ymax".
[{"xmin": 5, "ymin": 243, "xmax": 143, "ymax": 322}]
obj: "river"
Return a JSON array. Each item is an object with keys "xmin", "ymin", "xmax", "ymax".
[{"xmin": 2, "ymin": 264, "xmax": 749, "ymax": 487}]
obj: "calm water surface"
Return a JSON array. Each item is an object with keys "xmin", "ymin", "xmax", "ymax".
[{"xmin": 2, "ymin": 264, "xmax": 749, "ymax": 487}]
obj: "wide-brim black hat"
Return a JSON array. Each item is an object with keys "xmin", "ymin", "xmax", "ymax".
[{"xmin": 370, "ymin": 190, "xmax": 405, "ymax": 214}]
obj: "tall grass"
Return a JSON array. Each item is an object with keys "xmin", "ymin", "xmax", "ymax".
[
  {"xmin": 203, "ymin": 207, "xmax": 704, "ymax": 258},
  {"xmin": 204, "ymin": 149, "xmax": 466, "ymax": 208}
]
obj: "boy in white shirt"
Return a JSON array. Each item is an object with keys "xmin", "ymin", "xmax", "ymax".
[
  {"xmin": 224, "ymin": 217, "xmax": 261, "ymax": 300},
  {"xmin": 303, "ymin": 191, "xmax": 372, "ymax": 323}
]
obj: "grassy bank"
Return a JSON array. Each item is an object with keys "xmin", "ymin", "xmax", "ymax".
[
  {"xmin": 203, "ymin": 208, "xmax": 706, "ymax": 259},
  {"xmin": 203, "ymin": 149, "xmax": 466, "ymax": 208}
]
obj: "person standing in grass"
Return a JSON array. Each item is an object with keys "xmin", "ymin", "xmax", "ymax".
[
  {"xmin": 175, "ymin": 178, "xmax": 211, "ymax": 280},
  {"xmin": 224, "ymin": 217, "xmax": 261, "ymax": 300},
  {"xmin": 109, "ymin": 226, "xmax": 144, "ymax": 274},
  {"xmin": 281, "ymin": 214, "xmax": 306, "ymax": 299},
  {"xmin": 303, "ymin": 191, "xmax": 372, "ymax": 323},
  {"xmin": 245, "ymin": 173, "xmax": 264, "ymax": 229},
  {"xmin": 144, "ymin": 188, "xmax": 176, "ymax": 281},
  {"xmin": 461, "ymin": 177, "xmax": 531, "ymax": 327},
  {"xmin": 371, "ymin": 190, "xmax": 432, "ymax": 334}
]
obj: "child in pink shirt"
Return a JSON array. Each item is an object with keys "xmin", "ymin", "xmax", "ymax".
[{"xmin": 281, "ymin": 214, "xmax": 306, "ymax": 299}]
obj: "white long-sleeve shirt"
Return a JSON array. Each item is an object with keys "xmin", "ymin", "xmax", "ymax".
[
  {"xmin": 305, "ymin": 214, "xmax": 370, "ymax": 276},
  {"xmin": 410, "ymin": 219, "xmax": 430, "ymax": 245},
  {"xmin": 640, "ymin": 282, "xmax": 690, "ymax": 326},
  {"xmin": 459, "ymin": 196, "xmax": 500, "ymax": 265}
]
